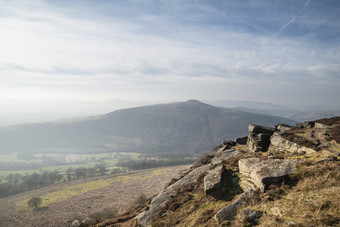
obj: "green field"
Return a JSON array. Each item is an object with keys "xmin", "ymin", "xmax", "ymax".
[{"xmin": 0, "ymin": 152, "xmax": 142, "ymax": 179}]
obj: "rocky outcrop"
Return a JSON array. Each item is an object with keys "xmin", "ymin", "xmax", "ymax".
[
  {"xmin": 239, "ymin": 157, "xmax": 297, "ymax": 192},
  {"xmin": 296, "ymin": 121, "xmax": 315, "ymax": 128},
  {"xmin": 203, "ymin": 165, "xmax": 227, "ymax": 199},
  {"xmin": 137, "ymin": 164, "xmax": 211, "ymax": 226},
  {"xmin": 193, "ymin": 140, "xmax": 236, "ymax": 167},
  {"xmin": 247, "ymin": 125, "xmax": 275, "ymax": 152},
  {"xmin": 211, "ymin": 149, "xmax": 242, "ymax": 166},
  {"xmin": 276, "ymin": 124, "xmax": 293, "ymax": 132},
  {"xmin": 315, "ymin": 122, "xmax": 328, "ymax": 129},
  {"xmin": 235, "ymin": 136, "xmax": 248, "ymax": 145},
  {"xmin": 214, "ymin": 189, "xmax": 254, "ymax": 224},
  {"xmin": 269, "ymin": 132, "xmax": 317, "ymax": 154}
]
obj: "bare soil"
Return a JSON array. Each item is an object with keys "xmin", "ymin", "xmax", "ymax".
[{"xmin": 0, "ymin": 165, "xmax": 189, "ymax": 227}]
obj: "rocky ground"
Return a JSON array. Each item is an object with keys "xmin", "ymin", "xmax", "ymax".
[
  {"xmin": 0, "ymin": 165, "xmax": 189, "ymax": 227},
  {"xmin": 94, "ymin": 116, "xmax": 340, "ymax": 227}
]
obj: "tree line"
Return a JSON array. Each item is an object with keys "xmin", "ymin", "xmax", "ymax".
[{"xmin": 0, "ymin": 164, "xmax": 118, "ymax": 198}]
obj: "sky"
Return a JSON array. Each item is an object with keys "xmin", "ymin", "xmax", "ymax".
[{"xmin": 0, "ymin": 0, "xmax": 340, "ymax": 107}]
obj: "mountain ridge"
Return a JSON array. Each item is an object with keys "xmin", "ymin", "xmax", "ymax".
[{"xmin": 0, "ymin": 100, "xmax": 296, "ymax": 157}]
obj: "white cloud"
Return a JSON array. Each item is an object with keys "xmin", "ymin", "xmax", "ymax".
[{"xmin": 0, "ymin": 0, "xmax": 339, "ymax": 106}]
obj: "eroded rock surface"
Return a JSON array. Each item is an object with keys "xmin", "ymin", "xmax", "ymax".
[
  {"xmin": 247, "ymin": 124, "xmax": 275, "ymax": 152},
  {"xmin": 269, "ymin": 132, "xmax": 317, "ymax": 154},
  {"xmin": 239, "ymin": 157, "xmax": 297, "ymax": 192},
  {"xmin": 211, "ymin": 149, "xmax": 242, "ymax": 166},
  {"xmin": 203, "ymin": 165, "xmax": 226, "ymax": 199},
  {"xmin": 137, "ymin": 164, "xmax": 211, "ymax": 226},
  {"xmin": 214, "ymin": 189, "xmax": 254, "ymax": 224}
]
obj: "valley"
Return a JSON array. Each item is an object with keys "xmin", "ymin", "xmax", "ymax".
[{"xmin": 0, "ymin": 165, "xmax": 189, "ymax": 227}]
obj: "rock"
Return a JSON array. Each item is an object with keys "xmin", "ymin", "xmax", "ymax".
[
  {"xmin": 269, "ymin": 133, "xmax": 316, "ymax": 155},
  {"xmin": 214, "ymin": 189, "xmax": 254, "ymax": 224},
  {"xmin": 137, "ymin": 164, "xmax": 211, "ymax": 227},
  {"xmin": 247, "ymin": 124, "xmax": 275, "ymax": 152},
  {"xmin": 70, "ymin": 220, "xmax": 80, "ymax": 227},
  {"xmin": 204, "ymin": 165, "xmax": 226, "ymax": 198},
  {"xmin": 239, "ymin": 208, "xmax": 261, "ymax": 225},
  {"xmin": 211, "ymin": 149, "xmax": 242, "ymax": 166},
  {"xmin": 248, "ymin": 124, "xmax": 275, "ymax": 135},
  {"xmin": 270, "ymin": 206, "xmax": 282, "ymax": 217},
  {"xmin": 296, "ymin": 121, "xmax": 315, "ymax": 128},
  {"xmin": 193, "ymin": 141, "xmax": 237, "ymax": 167},
  {"xmin": 276, "ymin": 124, "xmax": 293, "ymax": 132},
  {"xmin": 248, "ymin": 133, "xmax": 273, "ymax": 152},
  {"xmin": 287, "ymin": 220, "xmax": 296, "ymax": 226},
  {"xmin": 315, "ymin": 122, "xmax": 327, "ymax": 129},
  {"xmin": 235, "ymin": 136, "xmax": 248, "ymax": 145},
  {"xmin": 82, "ymin": 217, "xmax": 96, "ymax": 225},
  {"xmin": 239, "ymin": 157, "xmax": 297, "ymax": 192}
]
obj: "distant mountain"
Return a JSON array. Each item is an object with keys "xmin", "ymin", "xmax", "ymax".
[
  {"xmin": 0, "ymin": 100, "xmax": 296, "ymax": 156},
  {"xmin": 206, "ymin": 100, "xmax": 340, "ymax": 122}
]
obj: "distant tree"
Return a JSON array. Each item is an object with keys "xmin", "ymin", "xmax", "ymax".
[
  {"xmin": 27, "ymin": 197, "xmax": 42, "ymax": 210},
  {"xmin": 66, "ymin": 168, "xmax": 73, "ymax": 181},
  {"xmin": 96, "ymin": 164, "xmax": 106, "ymax": 175}
]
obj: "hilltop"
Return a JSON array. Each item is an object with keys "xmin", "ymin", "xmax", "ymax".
[
  {"xmin": 0, "ymin": 100, "xmax": 295, "ymax": 158},
  {"xmin": 93, "ymin": 116, "xmax": 340, "ymax": 227}
]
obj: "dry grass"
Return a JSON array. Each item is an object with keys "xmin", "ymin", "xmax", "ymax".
[{"xmin": 239, "ymin": 159, "xmax": 340, "ymax": 227}]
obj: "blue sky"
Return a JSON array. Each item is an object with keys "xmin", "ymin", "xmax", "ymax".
[{"xmin": 0, "ymin": 0, "xmax": 339, "ymax": 105}]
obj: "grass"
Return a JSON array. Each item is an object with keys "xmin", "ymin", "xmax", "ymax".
[
  {"xmin": 0, "ymin": 153, "xmax": 43, "ymax": 163},
  {"xmin": 329, "ymin": 144, "xmax": 340, "ymax": 152},
  {"xmin": 237, "ymin": 159, "xmax": 340, "ymax": 227},
  {"xmin": 15, "ymin": 167, "xmax": 173, "ymax": 211},
  {"xmin": 0, "ymin": 152, "xmax": 143, "ymax": 179}
]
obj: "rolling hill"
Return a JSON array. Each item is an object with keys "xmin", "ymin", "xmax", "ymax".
[{"xmin": 0, "ymin": 100, "xmax": 296, "ymax": 157}]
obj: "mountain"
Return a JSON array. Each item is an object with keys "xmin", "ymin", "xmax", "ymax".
[
  {"xmin": 206, "ymin": 100, "xmax": 340, "ymax": 122},
  {"xmin": 0, "ymin": 100, "xmax": 296, "ymax": 156}
]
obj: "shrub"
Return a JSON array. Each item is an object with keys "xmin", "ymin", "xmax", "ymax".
[{"xmin": 27, "ymin": 197, "xmax": 42, "ymax": 210}]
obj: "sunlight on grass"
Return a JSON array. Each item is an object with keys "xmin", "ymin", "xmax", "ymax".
[{"xmin": 16, "ymin": 167, "xmax": 172, "ymax": 210}]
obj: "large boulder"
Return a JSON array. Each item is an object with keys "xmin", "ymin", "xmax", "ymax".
[
  {"xmin": 268, "ymin": 133, "xmax": 316, "ymax": 155},
  {"xmin": 204, "ymin": 165, "xmax": 226, "ymax": 198},
  {"xmin": 214, "ymin": 189, "xmax": 254, "ymax": 224},
  {"xmin": 235, "ymin": 136, "xmax": 248, "ymax": 145},
  {"xmin": 247, "ymin": 125, "xmax": 275, "ymax": 152},
  {"xmin": 137, "ymin": 164, "xmax": 211, "ymax": 227},
  {"xmin": 211, "ymin": 149, "xmax": 242, "ymax": 166},
  {"xmin": 238, "ymin": 157, "xmax": 297, "ymax": 192}
]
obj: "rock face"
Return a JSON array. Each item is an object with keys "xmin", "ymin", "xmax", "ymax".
[
  {"xmin": 238, "ymin": 157, "xmax": 297, "ymax": 192},
  {"xmin": 137, "ymin": 164, "xmax": 211, "ymax": 227},
  {"xmin": 269, "ymin": 133, "xmax": 316, "ymax": 154},
  {"xmin": 235, "ymin": 136, "xmax": 248, "ymax": 145},
  {"xmin": 193, "ymin": 140, "xmax": 236, "ymax": 167},
  {"xmin": 276, "ymin": 124, "xmax": 293, "ymax": 132},
  {"xmin": 211, "ymin": 149, "xmax": 242, "ymax": 166},
  {"xmin": 296, "ymin": 121, "xmax": 315, "ymax": 128},
  {"xmin": 204, "ymin": 165, "xmax": 226, "ymax": 198},
  {"xmin": 70, "ymin": 220, "xmax": 80, "ymax": 227},
  {"xmin": 247, "ymin": 125, "xmax": 275, "ymax": 152},
  {"xmin": 214, "ymin": 189, "xmax": 254, "ymax": 224}
]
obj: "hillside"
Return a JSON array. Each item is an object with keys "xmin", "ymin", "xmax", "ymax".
[
  {"xmin": 0, "ymin": 165, "xmax": 189, "ymax": 227},
  {"xmin": 96, "ymin": 116, "xmax": 340, "ymax": 227},
  {"xmin": 0, "ymin": 100, "xmax": 296, "ymax": 157}
]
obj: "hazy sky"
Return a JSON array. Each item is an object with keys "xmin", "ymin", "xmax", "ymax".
[{"xmin": 1, "ymin": 0, "xmax": 340, "ymax": 105}]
